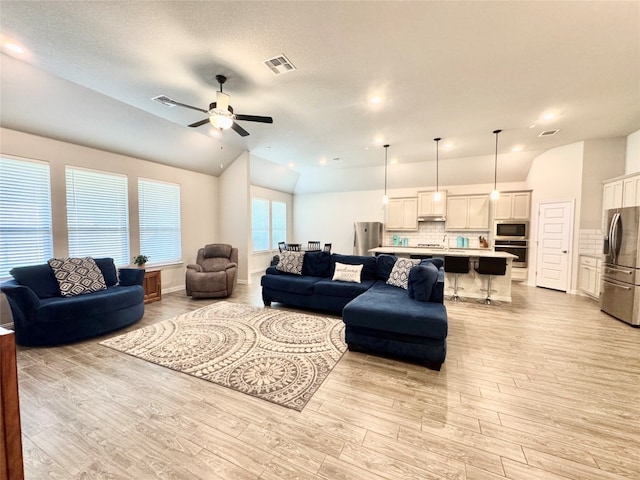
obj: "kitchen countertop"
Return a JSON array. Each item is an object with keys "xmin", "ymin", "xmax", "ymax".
[{"xmin": 370, "ymin": 246, "xmax": 517, "ymax": 259}]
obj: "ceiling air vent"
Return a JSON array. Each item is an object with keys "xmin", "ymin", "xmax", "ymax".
[
  {"xmin": 151, "ymin": 95, "xmax": 177, "ymax": 107},
  {"xmin": 538, "ymin": 129, "xmax": 560, "ymax": 137},
  {"xmin": 264, "ymin": 54, "xmax": 296, "ymax": 75}
]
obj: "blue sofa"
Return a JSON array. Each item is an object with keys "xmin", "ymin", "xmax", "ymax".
[
  {"xmin": 1, "ymin": 258, "xmax": 145, "ymax": 346},
  {"xmin": 261, "ymin": 252, "xmax": 448, "ymax": 370}
]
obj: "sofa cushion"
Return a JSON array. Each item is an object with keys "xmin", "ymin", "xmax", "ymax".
[
  {"xmin": 314, "ymin": 278, "xmax": 375, "ymax": 298},
  {"xmin": 386, "ymin": 258, "xmax": 421, "ymax": 289},
  {"xmin": 343, "ymin": 290, "xmax": 448, "ymax": 340},
  {"xmin": 47, "ymin": 257, "xmax": 107, "ymax": 297},
  {"xmin": 276, "ymin": 251, "xmax": 305, "ymax": 275},
  {"xmin": 332, "ymin": 262, "xmax": 363, "ymax": 283},
  {"xmin": 302, "ymin": 251, "xmax": 331, "ymax": 277},
  {"xmin": 421, "ymin": 257, "xmax": 444, "ymax": 269},
  {"xmin": 260, "ymin": 273, "xmax": 322, "ymax": 295},
  {"xmin": 408, "ymin": 263, "xmax": 439, "ymax": 302},
  {"xmin": 375, "ymin": 254, "xmax": 397, "ymax": 280},
  {"xmin": 203, "ymin": 244, "xmax": 232, "ymax": 259},
  {"xmin": 10, "ymin": 264, "xmax": 61, "ymax": 299},
  {"xmin": 94, "ymin": 257, "xmax": 118, "ymax": 286},
  {"xmin": 330, "ymin": 254, "xmax": 377, "ymax": 281}
]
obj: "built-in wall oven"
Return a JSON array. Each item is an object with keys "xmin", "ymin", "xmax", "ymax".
[
  {"xmin": 494, "ymin": 220, "xmax": 529, "ymax": 268},
  {"xmin": 494, "ymin": 240, "xmax": 528, "ymax": 268}
]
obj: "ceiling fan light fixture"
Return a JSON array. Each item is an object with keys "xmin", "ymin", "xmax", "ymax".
[{"xmin": 209, "ymin": 114, "xmax": 233, "ymax": 130}]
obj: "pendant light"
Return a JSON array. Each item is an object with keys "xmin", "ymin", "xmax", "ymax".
[
  {"xmin": 490, "ymin": 129, "xmax": 502, "ymax": 200},
  {"xmin": 382, "ymin": 144, "xmax": 390, "ymax": 204},
  {"xmin": 433, "ymin": 137, "xmax": 442, "ymax": 202}
]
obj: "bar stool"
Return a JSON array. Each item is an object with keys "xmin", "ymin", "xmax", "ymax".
[
  {"xmin": 475, "ymin": 257, "xmax": 507, "ymax": 305},
  {"xmin": 444, "ymin": 255, "xmax": 470, "ymax": 302}
]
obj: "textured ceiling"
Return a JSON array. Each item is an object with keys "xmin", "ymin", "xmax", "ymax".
[{"xmin": 0, "ymin": 1, "xmax": 638, "ymax": 193}]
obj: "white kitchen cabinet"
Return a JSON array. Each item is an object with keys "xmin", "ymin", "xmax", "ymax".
[
  {"xmin": 417, "ymin": 190, "xmax": 447, "ymax": 217},
  {"xmin": 445, "ymin": 194, "xmax": 489, "ymax": 231},
  {"xmin": 578, "ymin": 255, "xmax": 601, "ymax": 300},
  {"xmin": 493, "ymin": 191, "xmax": 531, "ymax": 220},
  {"xmin": 386, "ymin": 197, "xmax": 418, "ymax": 231},
  {"xmin": 603, "ymin": 173, "xmax": 640, "ymax": 212},
  {"xmin": 622, "ymin": 174, "xmax": 640, "ymax": 207}
]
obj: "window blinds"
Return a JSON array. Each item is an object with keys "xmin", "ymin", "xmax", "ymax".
[{"xmin": 138, "ymin": 178, "xmax": 181, "ymax": 264}]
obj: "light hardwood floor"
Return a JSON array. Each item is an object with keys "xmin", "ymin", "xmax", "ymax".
[{"xmin": 14, "ymin": 277, "xmax": 640, "ymax": 479}]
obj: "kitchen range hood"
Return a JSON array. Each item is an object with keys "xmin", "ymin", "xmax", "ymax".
[{"xmin": 417, "ymin": 215, "xmax": 446, "ymax": 222}]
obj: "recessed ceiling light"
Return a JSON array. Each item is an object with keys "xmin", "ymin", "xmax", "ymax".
[
  {"xmin": 288, "ymin": 162, "xmax": 295, "ymax": 168},
  {"xmin": 542, "ymin": 112, "xmax": 556, "ymax": 121},
  {"xmin": 390, "ymin": 158, "xmax": 399, "ymax": 165},
  {"xmin": 369, "ymin": 96, "xmax": 382, "ymax": 105},
  {"xmin": 443, "ymin": 143, "xmax": 453, "ymax": 149},
  {"xmin": 4, "ymin": 42, "xmax": 25, "ymax": 54},
  {"xmin": 319, "ymin": 158, "xmax": 327, "ymax": 165},
  {"xmin": 374, "ymin": 136, "xmax": 384, "ymax": 145},
  {"xmin": 512, "ymin": 145, "xmax": 523, "ymax": 152}
]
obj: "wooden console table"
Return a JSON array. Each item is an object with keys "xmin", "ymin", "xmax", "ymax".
[
  {"xmin": 143, "ymin": 270, "xmax": 162, "ymax": 304},
  {"xmin": 0, "ymin": 327, "xmax": 24, "ymax": 480}
]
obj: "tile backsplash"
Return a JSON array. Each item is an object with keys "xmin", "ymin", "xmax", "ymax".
[
  {"xmin": 579, "ymin": 229, "xmax": 604, "ymax": 256},
  {"xmin": 385, "ymin": 222, "xmax": 490, "ymax": 249}
]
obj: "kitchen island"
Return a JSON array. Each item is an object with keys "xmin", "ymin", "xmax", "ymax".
[{"xmin": 369, "ymin": 246, "xmax": 517, "ymax": 303}]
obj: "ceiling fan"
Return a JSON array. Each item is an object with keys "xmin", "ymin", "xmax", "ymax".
[{"xmin": 165, "ymin": 75, "xmax": 273, "ymax": 137}]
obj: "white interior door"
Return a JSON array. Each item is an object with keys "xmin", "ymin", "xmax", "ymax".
[{"xmin": 536, "ymin": 201, "xmax": 574, "ymax": 291}]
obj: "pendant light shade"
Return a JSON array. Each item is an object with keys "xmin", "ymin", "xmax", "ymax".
[
  {"xmin": 382, "ymin": 144, "xmax": 390, "ymax": 204},
  {"xmin": 490, "ymin": 129, "xmax": 502, "ymax": 201},
  {"xmin": 433, "ymin": 137, "xmax": 442, "ymax": 202}
]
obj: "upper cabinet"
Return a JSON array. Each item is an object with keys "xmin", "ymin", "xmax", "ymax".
[
  {"xmin": 603, "ymin": 173, "xmax": 640, "ymax": 210},
  {"xmin": 386, "ymin": 197, "xmax": 418, "ymax": 231},
  {"xmin": 445, "ymin": 194, "xmax": 490, "ymax": 231},
  {"xmin": 493, "ymin": 191, "xmax": 531, "ymax": 220},
  {"xmin": 417, "ymin": 190, "xmax": 447, "ymax": 217}
]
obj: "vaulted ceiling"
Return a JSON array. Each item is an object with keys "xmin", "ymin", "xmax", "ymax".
[{"xmin": 1, "ymin": 1, "xmax": 638, "ymax": 193}]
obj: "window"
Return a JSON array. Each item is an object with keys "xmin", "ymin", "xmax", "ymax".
[
  {"xmin": 66, "ymin": 167, "xmax": 129, "ymax": 266},
  {"xmin": 138, "ymin": 178, "xmax": 181, "ymax": 264},
  {"xmin": 251, "ymin": 198, "xmax": 287, "ymax": 252},
  {"xmin": 251, "ymin": 198, "xmax": 270, "ymax": 252},
  {"xmin": 271, "ymin": 201, "xmax": 286, "ymax": 247},
  {"xmin": 0, "ymin": 157, "xmax": 53, "ymax": 277}
]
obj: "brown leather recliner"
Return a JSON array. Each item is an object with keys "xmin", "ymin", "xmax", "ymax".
[{"xmin": 185, "ymin": 244, "xmax": 238, "ymax": 298}]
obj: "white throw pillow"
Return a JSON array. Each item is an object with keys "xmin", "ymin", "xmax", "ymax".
[
  {"xmin": 276, "ymin": 250, "xmax": 304, "ymax": 275},
  {"xmin": 386, "ymin": 258, "xmax": 421, "ymax": 289},
  {"xmin": 332, "ymin": 262, "xmax": 363, "ymax": 283}
]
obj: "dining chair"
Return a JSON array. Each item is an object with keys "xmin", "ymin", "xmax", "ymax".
[
  {"xmin": 323, "ymin": 243, "xmax": 332, "ymax": 253},
  {"xmin": 307, "ymin": 241, "xmax": 321, "ymax": 252},
  {"xmin": 278, "ymin": 241, "xmax": 286, "ymax": 253},
  {"xmin": 286, "ymin": 243, "xmax": 301, "ymax": 251}
]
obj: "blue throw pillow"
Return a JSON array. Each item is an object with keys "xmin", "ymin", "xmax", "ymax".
[
  {"xmin": 94, "ymin": 258, "xmax": 118, "ymax": 286},
  {"xmin": 421, "ymin": 257, "xmax": 444, "ymax": 269},
  {"xmin": 408, "ymin": 262, "xmax": 439, "ymax": 302},
  {"xmin": 375, "ymin": 254, "xmax": 398, "ymax": 280},
  {"xmin": 302, "ymin": 251, "xmax": 331, "ymax": 277},
  {"xmin": 10, "ymin": 263, "xmax": 61, "ymax": 298}
]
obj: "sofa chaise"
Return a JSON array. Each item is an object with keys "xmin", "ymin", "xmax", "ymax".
[
  {"xmin": 261, "ymin": 252, "xmax": 448, "ymax": 369},
  {"xmin": 1, "ymin": 257, "xmax": 145, "ymax": 346}
]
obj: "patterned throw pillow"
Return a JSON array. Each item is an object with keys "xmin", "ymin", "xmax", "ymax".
[
  {"xmin": 386, "ymin": 258, "xmax": 421, "ymax": 289},
  {"xmin": 276, "ymin": 250, "xmax": 305, "ymax": 275},
  {"xmin": 48, "ymin": 257, "xmax": 107, "ymax": 297},
  {"xmin": 332, "ymin": 262, "xmax": 363, "ymax": 283}
]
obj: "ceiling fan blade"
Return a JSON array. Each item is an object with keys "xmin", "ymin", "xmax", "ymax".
[
  {"xmin": 216, "ymin": 91, "xmax": 230, "ymax": 112},
  {"xmin": 231, "ymin": 121, "xmax": 250, "ymax": 137},
  {"xmin": 188, "ymin": 118, "xmax": 210, "ymax": 128},
  {"xmin": 169, "ymin": 100, "xmax": 209, "ymax": 114},
  {"xmin": 234, "ymin": 114, "xmax": 273, "ymax": 124}
]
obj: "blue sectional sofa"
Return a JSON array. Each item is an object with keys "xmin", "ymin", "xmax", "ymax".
[
  {"xmin": 1, "ymin": 258, "xmax": 145, "ymax": 346},
  {"xmin": 261, "ymin": 252, "xmax": 448, "ymax": 370}
]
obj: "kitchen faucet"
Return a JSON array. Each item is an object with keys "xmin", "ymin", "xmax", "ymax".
[{"xmin": 442, "ymin": 234, "xmax": 448, "ymax": 249}]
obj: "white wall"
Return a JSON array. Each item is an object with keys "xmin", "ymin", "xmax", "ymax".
[
  {"xmin": 250, "ymin": 185, "xmax": 294, "ymax": 273},
  {"xmin": 219, "ymin": 151, "xmax": 250, "ymax": 283},
  {"xmin": 526, "ymin": 141, "xmax": 585, "ymax": 292},
  {"xmin": 626, "ymin": 129, "xmax": 640, "ymax": 174},
  {"xmin": 0, "ymin": 127, "xmax": 219, "ymax": 298}
]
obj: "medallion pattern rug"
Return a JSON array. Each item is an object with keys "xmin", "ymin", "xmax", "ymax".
[{"xmin": 100, "ymin": 302, "xmax": 346, "ymax": 411}]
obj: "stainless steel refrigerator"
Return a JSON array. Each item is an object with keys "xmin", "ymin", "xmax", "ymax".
[
  {"xmin": 600, "ymin": 206, "xmax": 640, "ymax": 326},
  {"xmin": 353, "ymin": 222, "xmax": 383, "ymax": 255}
]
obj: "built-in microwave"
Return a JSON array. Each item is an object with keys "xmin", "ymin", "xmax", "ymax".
[{"xmin": 494, "ymin": 220, "xmax": 529, "ymax": 240}]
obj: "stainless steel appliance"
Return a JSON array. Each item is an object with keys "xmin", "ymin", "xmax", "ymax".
[
  {"xmin": 494, "ymin": 239, "xmax": 528, "ymax": 268},
  {"xmin": 353, "ymin": 222, "xmax": 383, "ymax": 255},
  {"xmin": 601, "ymin": 206, "xmax": 640, "ymax": 326},
  {"xmin": 494, "ymin": 220, "xmax": 529, "ymax": 240}
]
